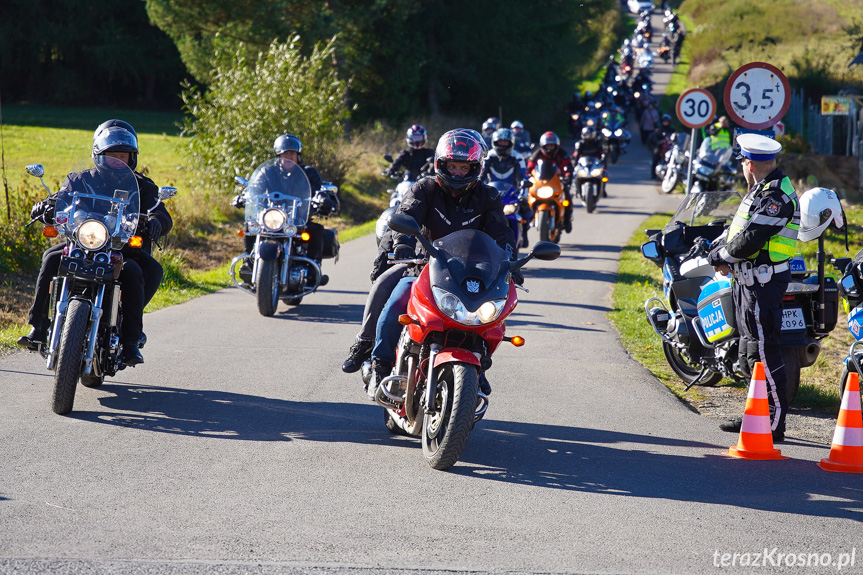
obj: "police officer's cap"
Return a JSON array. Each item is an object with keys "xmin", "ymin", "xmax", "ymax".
[{"xmin": 736, "ymin": 133, "xmax": 782, "ymax": 161}]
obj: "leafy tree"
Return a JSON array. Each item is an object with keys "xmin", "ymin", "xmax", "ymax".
[{"xmin": 180, "ymin": 36, "xmax": 349, "ymax": 191}]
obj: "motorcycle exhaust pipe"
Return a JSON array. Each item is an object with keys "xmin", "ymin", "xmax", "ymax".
[{"xmin": 799, "ymin": 339, "xmax": 821, "ymax": 368}]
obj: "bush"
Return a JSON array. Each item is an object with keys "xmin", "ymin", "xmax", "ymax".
[
  {"xmin": 180, "ymin": 36, "xmax": 350, "ymax": 194},
  {"xmin": 0, "ymin": 183, "xmax": 53, "ymax": 274}
]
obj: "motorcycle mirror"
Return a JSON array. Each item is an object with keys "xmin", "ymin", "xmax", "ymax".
[
  {"xmin": 235, "ymin": 176, "xmax": 249, "ymax": 187},
  {"xmin": 158, "ymin": 186, "xmax": 178, "ymax": 201},
  {"xmin": 26, "ymin": 164, "xmax": 45, "ymax": 178},
  {"xmin": 641, "ymin": 240, "xmax": 661, "ymax": 260},
  {"xmin": 387, "ymin": 213, "xmax": 420, "ymax": 236},
  {"xmin": 383, "ymin": 154, "xmax": 394, "ymax": 163},
  {"xmin": 833, "ymin": 257, "xmax": 852, "ymax": 273},
  {"xmin": 530, "ymin": 241, "xmax": 561, "ymax": 261},
  {"xmin": 841, "ymin": 273, "xmax": 859, "ymax": 297}
]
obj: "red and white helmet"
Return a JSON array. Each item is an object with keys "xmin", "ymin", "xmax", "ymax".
[
  {"xmin": 539, "ymin": 131, "xmax": 560, "ymax": 155},
  {"xmin": 434, "ymin": 129, "xmax": 487, "ymax": 197}
]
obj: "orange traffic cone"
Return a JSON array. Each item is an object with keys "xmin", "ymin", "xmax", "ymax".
[
  {"xmin": 725, "ymin": 362, "xmax": 786, "ymax": 460},
  {"xmin": 819, "ymin": 371, "xmax": 863, "ymax": 473}
]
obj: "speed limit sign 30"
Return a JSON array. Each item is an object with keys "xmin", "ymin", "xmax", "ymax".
[
  {"xmin": 723, "ymin": 62, "xmax": 790, "ymax": 130},
  {"xmin": 675, "ymin": 88, "xmax": 716, "ymax": 129}
]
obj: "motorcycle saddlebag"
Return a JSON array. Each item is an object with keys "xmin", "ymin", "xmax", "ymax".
[
  {"xmin": 696, "ymin": 278, "xmax": 737, "ymax": 344},
  {"xmin": 322, "ymin": 228, "xmax": 340, "ymax": 260}
]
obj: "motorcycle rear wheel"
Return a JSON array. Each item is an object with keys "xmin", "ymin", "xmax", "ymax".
[
  {"xmin": 422, "ymin": 362, "xmax": 478, "ymax": 471},
  {"xmin": 52, "ymin": 299, "xmax": 90, "ymax": 415},
  {"xmin": 662, "ymin": 341, "xmax": 723, "ymax": 387},
  {"xmin": 661, "ymin": 167, "xmax": 679, "ymax": 194},
  {"xmin": 256, "ymin": 259, "xmax": 279, "ymax": 317}
]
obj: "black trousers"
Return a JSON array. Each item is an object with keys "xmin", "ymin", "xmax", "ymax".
[
  {"xmin": 243, "ymin": 221, "xmax": 325, "ymax": 262},
  {"xmin": 28, "ymin": 243, "xmax": 162, "ymax": 345},
  {"xmin": 733, "ymin": 268, "xmax": 790, "ymax": 434}
]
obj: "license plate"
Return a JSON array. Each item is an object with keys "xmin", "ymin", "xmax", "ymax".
[{"xmin": 781, "ymin": 308, "xmax": 806, "ymax": 331}]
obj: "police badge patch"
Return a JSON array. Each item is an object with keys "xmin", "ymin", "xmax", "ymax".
[{"xmin": 765, "ymin": 201, "xmax": 781, "ymax": 216}]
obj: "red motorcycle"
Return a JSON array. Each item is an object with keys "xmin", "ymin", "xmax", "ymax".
[{"xmin": 369, "ymin": 214, "xmax": 560, "ymax": 470}]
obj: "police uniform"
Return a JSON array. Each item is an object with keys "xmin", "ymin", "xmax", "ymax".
[{"xmin": 708, "ymin": 134, "xmax": 799, "ymax": 438}]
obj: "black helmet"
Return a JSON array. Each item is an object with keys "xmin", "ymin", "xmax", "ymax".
[
  {"xmin": 274, "ymin": 133, "xmax": 303, "ymax": 162},
  {"xmin": 92, "ymin": 120, "xmax": 139, "ymax": 170},
  {"xmin": 406, "ymin": 124, "xmax": 427, "ymax": 149},
  {"xmin": 434, "ymin": 129, "xmax": 487, "ymax": 198},
  {"xmin": 661, "ymin": 114, "xmax": 672, "ymax": 124},
  {"xmin": 491, "ymin": 128, "xmax": 514, "ymax": 156},
  {"xmin": 539, "ymin": 131, "xmax": 560, "ymax": 155}
]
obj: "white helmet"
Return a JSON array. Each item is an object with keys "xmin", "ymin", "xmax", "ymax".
[{"xmin": 797, "ymin": 187, "xmax": 844, "ymax": 242}]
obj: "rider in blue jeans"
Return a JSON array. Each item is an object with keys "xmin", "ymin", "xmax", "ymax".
[{"xmin": 366, "ymin": 128, "xmax": 515, "ymax": 399}]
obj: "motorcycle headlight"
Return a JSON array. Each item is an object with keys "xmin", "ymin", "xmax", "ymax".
[
  {"xmin": 432, "ymin": 287, "xmax": 506, "ymax": 326},
  {"xmin": 503, "ymin": 204, "xmax": 518, "ymax": 215},
  {"xmin": 284, "ymin": 224, "xmax": 297, "ymax": 237},
  {"xmin": 536, "ymin": 186, "xmax": 555, "ymax": 199},
  {"xmin": 590, "ymin": 168, "xmax": 604, "ymax": 177},
  {"xmin": 602, "ymin": 128, "xmax": 612, "ymax": 138},
  {"xmin": 577, "ymin": 168, "xmax": 589, "ymax": 178},
  {"xmin": 75, "ymin": 220, "xmax": 109, "ymax": 250},
  {"xmin": 262, "ymin": 208, "xmax": 286, "ymax": 231},
  {"xmin": 614, "ymin": 129, "xmax": 623, "ymax": 137}
]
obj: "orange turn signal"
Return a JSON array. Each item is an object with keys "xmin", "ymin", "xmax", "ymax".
[
  {"xmin": 562, "ymin": 200, "xmax": 570, "ymax": 207},
  {"xmin": 237, "ymin": 229, "xmax": 246, "ymax": 237},
  {"xmin": 129, "ymin": 236, "xmax": 144, "ymax": 248},
  {"xmin": 508, "ymin": 335, "xmax": 525, "ymax": 347},
  {"xmin": 398, "ymin": 314, "xmax": 414, "ymax": 325},
  {"xmin": 42, "ymin": 226, "xmax": 58, "ymax": 238},
  {"xmin": 602, "ymin": 176, "xmax": 609, "ymax": 182},
  {"xmin": 301, "ymin": 232, "xmax": 311, "ymax": 241}
]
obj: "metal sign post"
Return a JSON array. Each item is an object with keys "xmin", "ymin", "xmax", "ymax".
[{"xmin": 675, "ymin": 88, "xmax": 716, "ymax": 194}]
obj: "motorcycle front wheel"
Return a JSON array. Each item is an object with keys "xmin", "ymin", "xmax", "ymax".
[
  {"xmin": 585, "ymin": 183, "xmax": 597, "ymax": 214},
  {"xmin": 52, "ymin": 299, "xmax": 91, "ymax": 414},
  {"xmin": 536, "ymin": 210, "xmax": 551, "ymax": 242},
  {"xmin": 662, "ymin": 341, "xmax": 723, "ymax": 387},
  {"xmin": 422, "ymin": 362, "xmax": 478, "ymax": 471},
  {"xmin": 256, "ymin": 259, "xmax": 279, "ymax": 317},
  {"xmin": 661, "ymin": 166, "xmax": 679, "ymax": 193}
]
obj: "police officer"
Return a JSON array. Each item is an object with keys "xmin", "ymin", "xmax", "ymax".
[{"xmin": 708, "ymin": 134, "xmax": 799, "ymax": 442}]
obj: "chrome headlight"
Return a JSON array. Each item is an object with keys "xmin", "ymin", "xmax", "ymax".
[
  {"xmin": 262, "ymin": 208, "xmax": 286, "ymax": 231},
  {"xmin": 284, "ymin": 224, "xmax": 297, "ymax": 237},
  {"xmin": 432, "ymin": 287, "xmax": 506, "ymax": 326},
  {"xmin": 536, "ymin": 186, "xmax": 555, "ymax": 199},
  {"xmin": 76, "ymin": 220, "xmax": 109, "ymax": 250},
  {"xmin": 503, "ymin": 204, "xmax": 518, "ymax": 215}
]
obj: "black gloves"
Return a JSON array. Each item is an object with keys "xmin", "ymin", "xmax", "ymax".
[
  {"xmin": 511, "ymin": 269, "xmax": 525, "ymax": 285},
  {"xmin": 148, "ymin": 218, "xmax": 163, "ymax": 244},
  {"xmin": 30, "ymin": 199, "xmax": 55, "ymax": 224},
  {"xmin": 312, "ymin": 192, "xmax": 335, "ymax": 215},
  {"xmin": 392, "ymin": 244, "xmax": 414, "ymax": 260},
  {"xmin": 230, "ymin": 194, "xmax": 245, "ymax": 208}
]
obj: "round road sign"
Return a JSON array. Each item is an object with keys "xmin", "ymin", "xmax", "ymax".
[
  {"xmin": 675, "ymin": 88, "xmax": 716, "ymax": 129},
  {"xmin": 723, "ymin": 62, "xmax": 790, "ymax": 130}
]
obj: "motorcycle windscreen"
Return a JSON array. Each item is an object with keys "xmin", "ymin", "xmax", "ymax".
[
  {"xmin": 245, "ymin": 157, "xmax": 312, "ymax": 229},
  {"xmin": 664, "ymin": 189, "xmax": 741, "ymax": 233},
  {"xmin": 534, "ymin": 158, "xmax": 559, "ymax": 182},
  {"xmin": 428, "ymin": 229, "xmax": 511, "ymax": 311},
  {"xmin": 53, "ymin": 156, "xmax": 140, "ymax": 248}
]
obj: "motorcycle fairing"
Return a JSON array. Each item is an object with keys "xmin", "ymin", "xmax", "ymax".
[{"xmin": 434, "ymin": 349, "xmax": 482, "ymax": 368}]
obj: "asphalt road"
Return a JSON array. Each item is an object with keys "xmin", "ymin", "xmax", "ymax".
[{"xmin": 2, "ymin": 25, "xmax": 862, "ymax": 575}]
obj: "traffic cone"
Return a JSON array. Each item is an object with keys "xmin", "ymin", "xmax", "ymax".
[
  {"xmin": 725, "ymin": 362, "xmax": 786, "ymax": 460},
  {"xmin": 818, "ymin": 371, "xmax": 863, "ymax": 473}
]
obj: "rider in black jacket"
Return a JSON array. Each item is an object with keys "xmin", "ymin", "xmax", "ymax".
[
  {"xmin": 365, "ymin": 129, "xmax": 516, "ymax": 397},
  {"xmin": 18, "ymin": 120, "xmax": 172, "ymax": 365},
  {"xmin": 385, "ymin": 124, "xmax": 435, "ymax": 178}
]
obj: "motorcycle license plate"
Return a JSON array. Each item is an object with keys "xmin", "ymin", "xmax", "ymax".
[{"xmin": 781, "ymin": 308, "xmax": 805, "ymax": 331}]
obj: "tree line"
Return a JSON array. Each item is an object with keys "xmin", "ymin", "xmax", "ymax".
[{"xmin": 1, "ymin": 0, "xmax": 621, "ymax": 128}]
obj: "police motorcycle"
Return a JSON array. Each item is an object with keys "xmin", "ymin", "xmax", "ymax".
[
  {"xmin": 24, "ymin": 158, "xmax": 176, "ymax": 415},
  {"xmin": 366, "ymin": 213, "xmax": 561, "ymax": 470},
  {"xmin": 229, "ymin": 158, "xmax": 340, "ymax": 315},
  {"xmin": 688, "ymin": 144, "xmax": 737, "ymax": 194},
  {"xmin": 655, "ymin": 132, "xmax": 688, "ymax": 193},
  {"xmin": 375, "ymin": 154, "xmax": 433, "ymax": 246},
  {"xmin": 574, "ymin": 155, "xmax": 608, "ymax": 214},
  {"xmin": 641, "ymin": 188, "xmax": 841, "ymax": 403}
]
